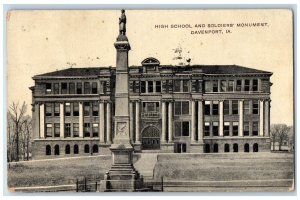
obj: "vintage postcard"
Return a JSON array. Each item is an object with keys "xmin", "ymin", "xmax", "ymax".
[{"xmin": 6, "ymin": 9, "xmax": 294, "ymax": 192}]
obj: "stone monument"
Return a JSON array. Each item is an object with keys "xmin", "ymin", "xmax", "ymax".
[{"xmin": 100, "ymin": 10, "xmax": 143, "ymax": 192}]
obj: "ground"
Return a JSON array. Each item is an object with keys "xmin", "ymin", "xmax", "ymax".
[{"xmin": 7, "ymin": 152, "xmax": 294, "ymax": 192}]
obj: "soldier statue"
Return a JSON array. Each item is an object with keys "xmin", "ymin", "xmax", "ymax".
[{"xmin": 119, "ymin": 9, "xmax": 126, "ymax": 35}]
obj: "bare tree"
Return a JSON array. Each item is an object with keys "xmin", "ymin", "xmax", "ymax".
[
  {"xmin": 277, "ymin": 124, "xmax": 290, "ymax": 151},
  {"xmin": 270, "ymin": 124, "xmax": 291, "ymax": 151},
  {"xmin": 8, "ymin": 101, "xmax": 28, "ymax": 162},
  {"xmin": 270, "ymin": 124, "xmax": 280, "ymax": 150}
]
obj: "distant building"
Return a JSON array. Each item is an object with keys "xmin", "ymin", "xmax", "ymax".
[{"xmin": 30, "ymin": 57, "xmax": 272, "ymax": 159}]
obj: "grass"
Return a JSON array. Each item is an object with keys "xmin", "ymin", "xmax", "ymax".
[
  {"xmin": 153, "ymin": 152, "xmax": 294, "ymax": 182},
  {"xmin": 7, "ymin": 152, "xmax": 294, "ymax": 190},
  {"xmin": 7, "ymin": 156, "xmax": 112, "ymax": 188}
]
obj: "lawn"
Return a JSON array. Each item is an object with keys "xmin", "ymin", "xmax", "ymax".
[
  {"xmin": 153, "ymin": 152, "xmax": 294, "ymax": 182},
  {"xmin": 7, "ymin": 152, "xmax": 294, "ymax": 192},
  {"xmin": 7, "ymin": 155, "xmax": 112, "ymax": 188}
]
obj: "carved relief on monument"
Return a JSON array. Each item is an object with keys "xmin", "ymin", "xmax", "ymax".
[{"xmin": 117, "ymin": 122, "xmax": 128, "ymax": 136}]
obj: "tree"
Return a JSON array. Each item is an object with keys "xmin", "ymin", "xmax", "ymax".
[
  {"xmin": 277, "ymin": 124, "xmax": 290, "ymax": 151},
  {"xmin": 270, "ymin": 124, "xmax": 291, "ymax": 151},
  {"xmin": 7, "ymin": 101, "xmax": 30, "ymax": 162}
]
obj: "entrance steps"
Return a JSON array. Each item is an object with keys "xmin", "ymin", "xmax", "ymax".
[{"xmin": 133, "ymin": 153, "xmax": 158, "ymax": 179}]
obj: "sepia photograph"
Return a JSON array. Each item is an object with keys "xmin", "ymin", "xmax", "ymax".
[{"xmin": 6, "ymin": 8, "xmax": 294, "ymax": 192}]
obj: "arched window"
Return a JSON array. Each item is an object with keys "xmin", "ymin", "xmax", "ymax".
[
  {"xmin": 253, "ymin": 143, "xmax": 259, "ymax": 152},
  {"xmin": 84, "ymin": 144, "xmax": 90, "ymax": 153},
  {"xmin": 54, "ymin": 144, "xmax": 60, "ymax": 155},
  {"xmin": 65, "ymin": 144, "xmax": 70, "ymax": 154},
  {"xmin": 74, "ymin": 144, "xmax": 79, "ymax": 154},
  {"xmin": 213, "ymin": 144, "xmax": 218, "ymax": 153},
  {"xmin": 244, "ymin": 143, "xmax": 249, "ymax": 152},
  {"xmin": 93, "ymin": 144, "xmax": 98, "ymax": 153},
  {"xmin": 224, "ymin": 144, "xmax": 230, "ymax": 153},
  {"xmin": 233, "ymin": 143, "xmax": 239, "ymax": 153},
  {"xmin": 46, "ymin": 145, "xmax": 51, "ymax": 155},
  {"xmin": 204, "ymin": 144, "xmax": 210, "ymax": 153}
]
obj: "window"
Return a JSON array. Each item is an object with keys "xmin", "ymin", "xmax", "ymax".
[
  {"xmin": 92, "ymin": 82, "xmax": 97, "ymax": 94},
  {"xmin": 253, "ymin": 121, "xmax": 259, "ymax": 136},
  {"xmin": 74, "ymin": 145, "xmax": 79, "ymax": 154},
  {"xmin": 61, "ymin": 83, "xmax": 67, "ymax": 94},
  {"xmin": 212, "ymin": 81, "xmax": 218, "ymax": 92},
  {"xmin": 244, "ymin": 143, "xmax": 250, "ymax": 152},
  {"xmin": 156, "ymin": 81, "xmax": 161, "ymax": 92},
  {"xmin": 213, "ymin": 122, "xmax": 219, "ymax": 136},
  {"xmin": 84, "ymin": 144, "xmax": 90, "ymax": 153},
  {"xmin": 232, "ymin": 100, "xmax": 238, "ymax": 115},
  {"xmin": 228, "ymin": 80, "xmax": 234, "ymax": 92},
  {"xmin": 54, "ymin": 103, "xmax": 60, "ymax": 116},
  {"xmin": 100, "ymin": 81, "xmax": 107, "ymax": 94},
  {"xmin": 244, "ymin": 100, "xmax": 250, "ymax": 115},
  {"xmin": 148, "ymin": 81, "xmax": 153, "ymax": 93},
  {"xmin": 174, "ymin": 101, "xmax": 189, "ymax": 116},
  {"xmin": 84, "ymin": 102, "xmax": 90, "ymax": 116},
  {"xmin": 141, "ymin": 81, "xmax": 146, "ymax": 93},
  {"xmin": 143, "ymin": 102, "xmax": 159, "ymax": 112},
  {"xmin": 174, "ymin": 121, "xmax": 190, "ymax": 137},
  {"xmin": 174, "ymin": 80, "xmax": 181, "ymax": 92},
  {"xmin": 76, "ymin": 83, "xmax": 82, "ymax": 94},
  {"xmin": 233, "ymin": 143, "xmax": 239, "ymax": 152},
  {"xmin": 54, "ymin": 124, "xmax": 60, "ymax": 137},
  {"xmin": 46, "ymin": 145, "xmax": 51, "ymax": 155},
  {"xmin": 213, "ymin": 144, "xmax": 219, "ymax": 153},
  {"xmin": 46, "ymin": 124, "xmax": 52, "ymax": 137},
  {"xmin": 244, "ymin": 121, "xmax": 250, "ymax": 136},
  {"xmin": 236, "ymin": 80, "xmax": 242, "ymax": 91},
  {"xmin": 224, "ymin": 100, "xmax": 229, "ymax": 115},
  {"xmin": 65, "ymin": 144, "xmax": 70, "ymax": 154},
  {"xmin": 253, "ymin": 143, "xmax": 259, "ymax": 152},
  {"xmin": 224, "ymin": 144, "xmax": 230, "ymax": 152},
  {"xmin": 244, "ymin": 79, "xmax": 250, "ymax": 91},
  {"xmin": 93, "ymin": 144, "xmax": 98, "ymax": 153},
  {"xmin": 183, "ymin": 80, "xmax": 189, "ymax": 92},
  {"xmin": 54, "ymin": 83, "xmax": 59, "ymax": 94},
  {"xmin": 204, "ymin": 101, "xmax": 210, "ymax": 115},
  {"xmin": 54, "ymin": 145, "xmax": 60, "ymax": 155},
  {"xmin": 233, "ymin": 122, "xmax": 239, "ymax": 136},
  {"xmin": 84, "ymin": 123, "xmax": 90, "ymax": 137},
  {"xmin": 205, "ymin": 144, "xmax": 210, "ymax": 153},
  {"xmin": 253, "ymin": 100, "xmax": 259, "ymax": 114},
  {"xmin": 73, "ymin": 102, "xmax": 79, "ymax": 116},
  {"xmin": 92, "ymin": 123, "xmax": 99, "ymax": 137},
  {"xmin": 45, "ymin": 103, "xmax": 52, "ymax": 116},
  {"xmin": 224, "ymin": 122, "xmax": 230, "ymax": 136},
  {"xmin": 220, "ymin": 80, "xmax": 226, "ymax": 92},
  {"xmin": 84, "ymin": 82, "xmax": 90, "ymax": 94},
  {"xmin": 69, "ymin": 82, "xmax": 75, "ymax": 94},
  {"xmin": 46, "ymin": 83, "xmax": 52, "ymax": 94},
  {"xmin": 212, "ymin": 101, "xmax": 219, "ymax": 115},
  {"xmin": 253, "ymin": 79, "xmax": 258, "ymax": 91},
  {"xmin": 65, "ymin": 103, "xmax": 71, "ymax": 116},
  {"xmin": 65, "ymin": 123, "xmax": 71, "ymax": 137},
  {"xmin": 204, "ymin": 122, "xmax": 210, "ymax": 136},
  {"xmin": 174, "ymin": 80, "xmax": 189, "ymax": 92},
  {"xmin": 205, "ymin": 81, "xmax": 211, "ymax": 92},
  {"xmin": 73, "ymin": 123, "xmax": 79, "ymax": 137},
  {"xmin": 92, "ymin": 102, "xmax": 99, "ymax": 116}
]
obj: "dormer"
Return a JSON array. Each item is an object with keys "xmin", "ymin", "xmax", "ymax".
[{"xmin": 141, "ymin": 57, "xmax": 160, "ymax": 73}]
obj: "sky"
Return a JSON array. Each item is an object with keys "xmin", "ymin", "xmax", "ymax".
[{"xmin": 6, "ymin": 9, "xmax": 293, "ymax": 125}]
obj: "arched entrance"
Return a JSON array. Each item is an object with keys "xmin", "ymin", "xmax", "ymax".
[{"xmin": 141, "ymin": 126, "xmax": 160, "ymax": 150}]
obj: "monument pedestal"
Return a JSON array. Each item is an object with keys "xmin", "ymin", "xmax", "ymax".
[{"xmin": 100, "ymin": 144, "xmax": 143, "ymax": 192}]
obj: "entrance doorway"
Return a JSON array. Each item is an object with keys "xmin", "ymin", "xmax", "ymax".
[
  {"xmin": 175, "ymin": 143, "xmax": 187, "ymax": 153},
  {"xmin": 141, "ymin": 126, "xmax": 160, "ymax": 150}
]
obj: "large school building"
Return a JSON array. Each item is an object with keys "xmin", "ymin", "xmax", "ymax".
[{"xmin": 30, "ymin": 57, "xmax": 272, "ymax": 159}]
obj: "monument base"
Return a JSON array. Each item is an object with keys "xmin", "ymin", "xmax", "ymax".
[{"xmin": 99, "ymin": 144, "xmax": 143, "ymax": 192}]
